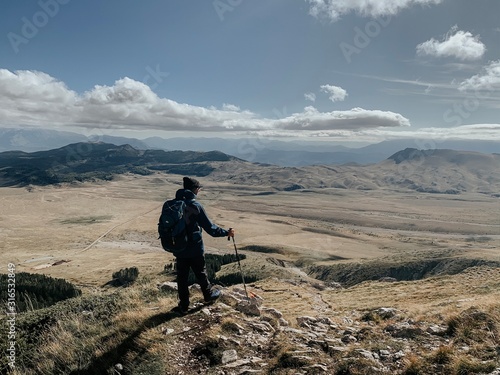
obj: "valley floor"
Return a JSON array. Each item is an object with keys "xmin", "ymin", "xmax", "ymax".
[
  {"xmin": 1, "ymin": 173, "xmax": 499, "ymax": 374},
  {"xmin": 1, "ymin": 173, "xmax": 498, "ymax": 287}
]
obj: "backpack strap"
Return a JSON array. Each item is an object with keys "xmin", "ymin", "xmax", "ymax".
[{"xmin": 183, "ymin": 199, "xmax": 198, "ymax": 225}]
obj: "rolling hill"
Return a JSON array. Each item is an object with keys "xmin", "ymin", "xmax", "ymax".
[
  {"xmin": 0, "ymin": 142, "xmax": 238, "ymax": 187},
  {"xmin": 2, "ymin": 128, "xmax": 499, "ymax": 166},
  {"xmin": 0, "ymin": 143, "xmax": 499, "ymax": 196}
]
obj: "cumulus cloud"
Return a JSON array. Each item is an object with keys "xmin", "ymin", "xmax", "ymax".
[
  {"xmin": 274, "ymin": 106, "xmax": 410, "ymax": 131},
  {"xmin": 0, "ymin": 69, "xmax": 78, "ymax": 125},
  {"xmin": 0, "ymin": 68, "xmax": 411, "ymax": 135},
  {"xmin": 459, "ymin": 60, "xmax": 500, "ymax": 91},
  {"xmin": 320, "ymin": 84, "xmax": 348, "ymax": 102},
  {"xmin": 304, "ymin": 92, "xmax": 316, "ymax": 102},
  {"xmin": 306, "ymin": 0, "xmax": 442, "ymax": 21},
  {"xmin": 0, "ymin": 70, "xmax": 262, "ymax": 131},
  {"xmin": 416, "ymin": 26, "xmax": 486, "ymax": 61}
]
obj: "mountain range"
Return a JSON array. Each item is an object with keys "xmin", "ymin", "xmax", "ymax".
[
  {"xmin": 1, "ymin": 141, "xmax": 499, "ymax": 196},
  {"xmin": 1, "ymin": 127, "xmax": 499, "ymax": 166}
]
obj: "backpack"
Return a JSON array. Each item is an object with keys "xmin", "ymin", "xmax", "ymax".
[{"xmin": 158, "ymin": 199, "xmax": 191, "ymax": 254}]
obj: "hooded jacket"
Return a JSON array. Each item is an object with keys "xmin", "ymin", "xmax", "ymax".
[{"xmin": 174, "ymin": 188, "xmax": 228, "ymax": 258}]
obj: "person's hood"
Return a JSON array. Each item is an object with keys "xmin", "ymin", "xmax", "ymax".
[{"xmin": 175, "ymin": 188, "xmax": 196, "ymax": 201}]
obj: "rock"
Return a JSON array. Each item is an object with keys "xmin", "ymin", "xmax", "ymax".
[
  {"xmin": 329, "ymin": 346, "xmax": 349, "ymax": 355},
  {"xmin": 278, "ymin": 317, "xmax": 289, "ymax": 326},
  {"xmin": 426, "ymin": 324, "xmax": 447, "ymax": 336},
  {"xmin": 223, "ymin": 358, "xmax": 251, "ymax": 368},
  {"xmin": 385, "ymin": 323, "xmax": 424, "ymax": 338},
  {"xmin": 282, "ymin": 327, "xmax": 306, "ymax": 335},
  {"xmin": 261, "ymin": 307, "xmax": 283, "ymax": 319},
  {"xmin": 236, "ymin": 300, "xmax": 261, "ymax": 316},
  {"xmin": 393, "ymin": 350, "xmax": 405, "ymax": 359},
  {"xmin": 379, "ymin": 349, "xmax": 391, "ymax": 359},
  {"xmin": 234, "ymin": 288, "xmax": 264, "ymax": 306},
  {"xmin": 317, "ymin": 317, "xmax": 335, "ymax": 326},
  {"xmin": 247, "ymin": 321, "xmax": 275, "ymax": 333},
  {"xmin": 324, "ymin": 337, "xmax": 344, "ymax": 346},
  {"xmin": 161, "ymin": 327, "xmax": 174, "ymax": 335},
  {"xmin": 201, "ymin": 308, "xmax": 212, "ymax": 316},
  {"xmin": 375, "ymin": 307, "xmax": 398, "ymax": 319},
  {"xmin": 305, "ymin": 364, "xmax": 329, "ymax": 372},
  {"xmin": 297, "ymin": 316, "xmax": 317, "ymax": 327},
  {"xmin": 341, "ymin": 334, "xmax": 357, "ymax": 344},
  {"xmin": 157, "ymin": 281, "xmax": 177, "ymax": 292},
  {"xmin": 343, "ymin": 326, "xmax": 357, "ymax": 335},
  {"xmin": 355, "ymin": 349, "xmax": 375, "ymax": 360},
  {"xmin": 221, "ymin": 349, "xmax": 238, "ymax": 364}
]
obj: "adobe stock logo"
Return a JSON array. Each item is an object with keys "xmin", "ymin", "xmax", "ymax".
[
  {"xmin": 213, "ymin": 0, "xmax": 243, "ymax": 21},
  {"xmin": 339, "ymin": 16, "xmax": 391, "ymax": 63},
  {"xmin": 7, "ymin": 0, "xmax": 71, "ymax": 54}
]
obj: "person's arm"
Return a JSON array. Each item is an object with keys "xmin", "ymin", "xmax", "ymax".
[{"xmin": 196, "ymin": 204, "xmax": 230, "ymax": 238}]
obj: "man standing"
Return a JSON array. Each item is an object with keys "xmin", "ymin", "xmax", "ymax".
[{"xmin": 173, "ymin": 176, "xmax": 235, "ymax": 314}]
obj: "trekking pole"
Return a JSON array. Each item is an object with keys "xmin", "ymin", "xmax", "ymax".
[{"xmin": 229, "ymin": 229, "xmax": 249, "ymax": 299}]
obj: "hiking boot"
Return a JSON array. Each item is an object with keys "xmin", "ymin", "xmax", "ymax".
[
  {"xmin": 204, "ymin": 289, "xmax": 221, "ymax": 303},
  {"xmin": 173, "ymin": 304, "xmax": 189, "ymax": 315}
]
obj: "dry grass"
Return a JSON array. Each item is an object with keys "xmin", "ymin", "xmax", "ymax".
[{"xmin": 1, "ymin": 174, "xmax": 499, "ymax": 374}]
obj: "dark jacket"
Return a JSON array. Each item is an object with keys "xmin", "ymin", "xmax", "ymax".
[{"xmin": 174, "ymin": 188, "xmax": 228, "ymax": 258}]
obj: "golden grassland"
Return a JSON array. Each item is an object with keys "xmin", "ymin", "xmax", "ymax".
[{"xmin": 1, "ymin": 173, "xmax": 499, "ymax": 374}]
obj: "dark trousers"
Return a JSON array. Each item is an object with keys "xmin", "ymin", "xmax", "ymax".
[{"xmin": 176, "ymin": 255, "xmax": 211, "ymax": 308}]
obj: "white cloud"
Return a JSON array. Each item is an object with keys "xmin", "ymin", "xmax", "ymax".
[
  {"xmin": 250, "ymin": 123, "xmax": 500, "ymax": 142},
  {"xmin": 0, "ymin": 69, "xmax": 78, "ymax": 125},
  {"xmin": 0, "ymin": 68, "xmax": 411, "ymax": 135},
  {"xmin": 459, "ymin": 60, "xmax": 500, "ymax": 91},
  {"xmin": 274, "ymin": 106, "xmax": 410, "ymax": 131},
  {"xmin": 380, "ymin": 124, "xmax": 500, "ymax": 141},
  {"xmin": 306, "ymin": 0, "xmax": 442, "ymax": 21},
  {"xmin": 416, "ymin": 26, "xmax": 486, "ymax": 61},
  {"xmin": 222, "ymin": 103, "xmax": 241, "ymax": 111},
  {"xmin": 320, "ymin": 84, "xmax": 348, "ymax": 102},
  {"xmin": 304, "ymin": 92, "xmax": 316, "ymax": 102}
]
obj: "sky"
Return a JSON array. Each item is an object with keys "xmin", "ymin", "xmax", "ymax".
[{"xmin": 1, "ymin": 0, "xmax": 500, "ymax": 145}]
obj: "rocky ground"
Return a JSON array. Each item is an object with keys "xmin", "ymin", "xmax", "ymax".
[{"xmin": 146, "ymin": 275, "xmax": 500, "ymax": 375}]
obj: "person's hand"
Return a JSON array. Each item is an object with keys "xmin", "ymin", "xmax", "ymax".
[{"xmin": 227, "ymin": 227, "xmax": 235, "ymax": 240}]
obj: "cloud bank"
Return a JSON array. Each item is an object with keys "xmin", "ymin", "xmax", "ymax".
[
  {"xmin": 0, "ymin": 69, "xmax": 410, "ymax": 136},
  {"xmin": 306, "ymin": 0, "xmax": 442, "ymax": 21},
  {"xmin": 416, "ymin": 27, "xmax": 486, "ymax": 61},
  {"xmin": 275, "ymin": 106, "xmax": 409, "ymax": 131}
]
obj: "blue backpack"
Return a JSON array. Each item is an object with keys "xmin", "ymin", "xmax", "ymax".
[{"xmin": 158, "ymin": 199, "xmax": 190, "ymax": 254}]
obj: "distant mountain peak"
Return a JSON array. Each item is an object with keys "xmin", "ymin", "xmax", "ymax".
[{"xmin": 388, "ymin": 148, "xmax": 425, "ymax": 164}]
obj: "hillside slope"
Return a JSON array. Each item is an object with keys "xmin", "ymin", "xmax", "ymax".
[
  {"xmin": 0, "ymin": 142, "xmax": 238, "ymax": 187},
  {"xmin": 1, "ymin": 267, "xmax": 499, "ymax": 374},
  {"xmin": 209, "ymin": 148, "xmax": 500, "ymax": 195},
  {"xmin": 1, "ymin": 143, "xmax": 499, "ymax": 195}
]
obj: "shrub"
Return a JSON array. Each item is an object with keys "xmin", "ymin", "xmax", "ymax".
[
  {"xmin": 111, "ymin": 267, "xmax": 139, "ymax": 286},
  {"xmin": 0, "ymin": 272, "xmax": 81, "ymax": 312}
]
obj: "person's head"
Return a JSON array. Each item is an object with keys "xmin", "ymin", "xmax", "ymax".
[{"xmin": 183, "ymin": 177, "xmax": 202, "ymax": 194}]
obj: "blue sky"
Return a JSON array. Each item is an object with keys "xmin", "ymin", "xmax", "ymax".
[{"xmin": 1, "ymin": 0, "xmax": 500, "ymax": 144}]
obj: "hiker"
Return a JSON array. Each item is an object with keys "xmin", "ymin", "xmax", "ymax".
[{"xmin": 173, "ymin": 176, "xmax": 235, "ymax": 314}]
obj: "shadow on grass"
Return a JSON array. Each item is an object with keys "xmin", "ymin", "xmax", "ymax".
[{"xmin": 68, "ymin": 305, "xmax": 203, "ymax": 375}]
